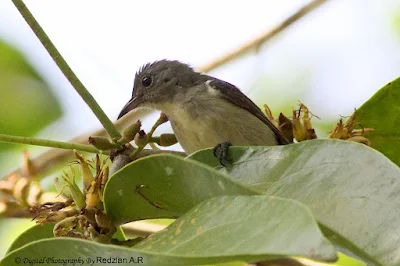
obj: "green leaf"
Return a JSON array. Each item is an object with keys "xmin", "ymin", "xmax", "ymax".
[
  {"xmin": 135, "ymin": 195, "xmax": 337, "ymax": 263},
  {"xmin": 1, "ymin": 238, "xmax": 185, "ymax": 266},
  {"xmin": 2, "ymin": 196, "xmax": 337, "ymax": 265},
  {"xmin": 6, "ymin": 223, "xmax": 54, "ymax": 254},
  {"xmin": 5, "ymin": 223, "xmax": 130, "ymax": 257},
  {"xmin": 188, "ymin": 139, "xmax": 400, "ymax": 266},
  {"xmin": 0, "ymin": 219, "xmax": 36, "ymax": 258},
  {"xmin": 357, "ymin": 76, "xmax": 400, "ymax": 166},
  {"xmin": 103, "ymin": 154, "xmax": 258, "ymax": 225},
  {"xmin": 0, "ymin": 40, "xmax": 62, "ymax": 151},
  {"xmin": 334, "ymin": 252, "xmax": 367, "ymax": 266},
  {"xmin": 113, "ymin": 227, "xmax": 127, "ymax": 241}
]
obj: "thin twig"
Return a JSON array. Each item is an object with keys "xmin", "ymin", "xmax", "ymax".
[
  {"xmin": 0, "ymin": 134, "xmax": 106, "ymax": 155},
  {"xmin": 2, "ymin": 110, "xmax": 184, "ymax": 180},
  {"xmin": 12, "ymin": 0, "xmax": 122, "ymax": 141},
  {"xmin": 197, "ymin": 0, "xmax": 329, "ymax": 73}
]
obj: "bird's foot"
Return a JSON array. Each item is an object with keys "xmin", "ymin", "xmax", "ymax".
[{"xmin": 213, "ymin": 141, "xmax": 232, "ymax": 166}]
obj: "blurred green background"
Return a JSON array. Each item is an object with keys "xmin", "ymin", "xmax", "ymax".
[{"xmin": 1, "ymin": 0, "xmax": 400, "ymax": 260}]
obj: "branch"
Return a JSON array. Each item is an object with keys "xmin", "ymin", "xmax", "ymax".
[
  {"xmin": 0, "ymin": 134, "xmax": 104, "ymax": 154},
  {"xmin": 12, "ymin": 0, "xmax": 122, "ymax": 141},
  {"xmin": 197, "ymin": 0, "xmax": 329, "ymax": 73}
]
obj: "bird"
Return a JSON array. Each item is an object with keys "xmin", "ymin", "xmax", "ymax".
[{"xmin": 118, "ymin": 60, "xmax": 289, "ymax": 162}]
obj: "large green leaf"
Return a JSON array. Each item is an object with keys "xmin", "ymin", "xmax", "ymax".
[
  {"xmin": 2, "ymin": 196, "xmax": 337, "ymax": 265},
  {"xmin": 357, "ymin": 76, "xmax": 400, "ymax": 166},
  {"xmin": 135, "ymin": 195, "xmax": 337, "ymax": 263},
  {"xmin": 188, "ymin": 139, "xmax": 400, "ymax": 266},
  {"xmin": 103, "ymin": 154, "xmax": 258, "ymax": 225},
  {"xmin": 6, "ymin": 223, "xmax": 54, "ymax": 254},
  {"xmin": 0, "ymin": 40, "xmax": 62, "ymax": 152}
]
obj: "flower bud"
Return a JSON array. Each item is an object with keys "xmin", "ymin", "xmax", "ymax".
[
  {"xmin": 122, "ymin": 120, "xmax": 142, "ymax": 142},
  {"xmin": 74, "ymin": 150, "xmax": 94, "ymax": 191},
  {"xmin": 134, "ymin": 130, "xmax": 149, "ymax": 148},
  {"xmin": 159, "ymin": 112, "xmax": 169, "ymax": 124},
  {"xmin": 328, "ymin": 119, "xmax": 348, "ymax": 139},
  {"xmin": 85, "ymin": 180, "xmax": 100, "ymax": 208},
  {"xmin": 292, "ymin": 109, "xmax": 307, "ymax": 142},
  {"xmin": 299, "ymin": 103, "xmax": 313, "ymax": 131},
  {"xmin": 88, "ymin": 136, "xmax": 114, "ymax": 150}
]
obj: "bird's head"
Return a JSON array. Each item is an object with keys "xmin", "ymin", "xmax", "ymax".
[{"xmin": 118, "ymin": 60, "xmax": 202, "ymax": 119}]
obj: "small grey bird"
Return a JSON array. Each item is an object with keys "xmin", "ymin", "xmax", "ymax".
[{"xmin": 118, "ymin": 60, "xmax": 289, "ymax": 158}]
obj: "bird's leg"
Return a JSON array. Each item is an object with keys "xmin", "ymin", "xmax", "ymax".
[{"xmin": 213, "ymin": 141, "xmax": 232, "ymax": 166}]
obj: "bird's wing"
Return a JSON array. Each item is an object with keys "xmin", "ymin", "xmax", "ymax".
[{"xmin": 206, "ymin": 77, "xmax": 289, "ymax": 145}]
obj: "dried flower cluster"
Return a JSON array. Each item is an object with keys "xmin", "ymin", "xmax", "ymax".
[
  {"xmin": 31, "ymin": 151, "xmax": 116, "ymax": 243},
  {"xmin": 264, "ymin": 102, "xmax": 373, "ymax": 145}
]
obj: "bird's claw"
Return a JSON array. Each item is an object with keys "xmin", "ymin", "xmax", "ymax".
[{"xmin": 213, "ymin": 141, "xmax": 232, "ymax": 166}]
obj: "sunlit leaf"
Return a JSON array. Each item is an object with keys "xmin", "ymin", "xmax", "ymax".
[{"xmin": 357, "ymin": 76, "xmax": 400, "ymax": 166}]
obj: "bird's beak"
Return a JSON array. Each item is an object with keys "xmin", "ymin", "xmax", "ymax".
[{"xmin": 118, "ymin": 96, "xmax": 139, "ymax": 120}]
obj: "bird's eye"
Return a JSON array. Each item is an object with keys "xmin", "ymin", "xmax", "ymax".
[{"xmin": 141, "ymin": 76, "xmax": 153, "ymax": 88}]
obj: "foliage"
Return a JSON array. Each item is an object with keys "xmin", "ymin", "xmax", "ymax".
[
  {"xmin": 0, "ymin": 39, "xmax": 62, "ymax": 152},
  {"xmin": 3, "ymin": 135, "xmax": 400, "ymax": 265},
  {"xmin": 3, "ymin": 65, "xmax": 400, "ymax": 266}
]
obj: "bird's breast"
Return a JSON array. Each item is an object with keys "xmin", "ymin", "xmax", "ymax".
[{"xmin": 158, "ymin": 99, "xmax": 278, "ymax": 154}]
